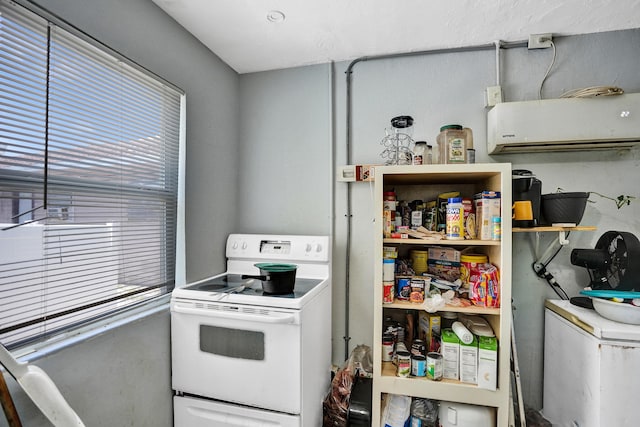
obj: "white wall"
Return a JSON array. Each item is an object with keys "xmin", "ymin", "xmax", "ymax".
[{"xmin": 239, "ymin": 29, "xmax": 640, "ymax": 411}]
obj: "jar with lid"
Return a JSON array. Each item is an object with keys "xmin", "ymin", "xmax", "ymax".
[
  {"xmin": 412, "ymin": 141, "xmax": 427, "ymax": 165},
  {"xmin": 440, "ymin": 311, "xmax": 458, "ymax": 330},
  {"xmin": 436, "ymin": 125, "xmax": 473, "ymax": 164}
]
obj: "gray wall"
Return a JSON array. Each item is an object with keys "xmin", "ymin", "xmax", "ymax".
[
  {"xmin": 1, "ymin": 0, "xmax": 239, "ymax": 425},
  {"xmin": 329, "ymin": 30, "xmax": 640, "ymax": 410},
  {"xmin": 237, "ymin": 64, "xmax": 333, "ymax": 236},
  {"xmin": 238, "ymin": 29, "xmax": 640, "ymax": 412},
  {"xmin": 2, "ymin": 311, "xmax": 172, "ymax": 426},
  {"xmin": 2, "ymin": 2, "xmax": 639, "ymax": 424}
]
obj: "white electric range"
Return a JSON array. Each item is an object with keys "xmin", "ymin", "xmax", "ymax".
[{"xmin": 171, "ymin": 234, "xmax": 331, "ymax": 427}]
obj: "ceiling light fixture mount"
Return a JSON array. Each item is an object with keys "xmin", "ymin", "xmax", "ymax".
[{"xmin": 266, "ymin": 10, "xmax": 285, "ymax": 23}]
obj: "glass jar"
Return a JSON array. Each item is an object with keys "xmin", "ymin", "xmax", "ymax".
[
  {"xmin": 412, "ymin": 141, "xmax": 427, "ymax": 165},
  {"xmin": 436, "ymin": 125, "xmax": 473, "ymax": 164},
  {"xmin": 440, "ymin": 311, "xmax": 458, "ymax": 330}
]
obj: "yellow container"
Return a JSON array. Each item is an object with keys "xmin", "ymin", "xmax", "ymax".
[
  {"xmin": 410, "ymin": 250, "xmax": 428, "ymax": 275},
  {"xmin": 460, "ymin": 254, "xmax": 489, "ymax": 288}
]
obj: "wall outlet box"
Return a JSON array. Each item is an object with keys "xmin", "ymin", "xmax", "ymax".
[
  {"xmin": 528, "ymin": 33, "xmax": 553, "ymax": 49},
  {"xmin": 486, "ymin": 86, "xmax": 503, "ymax": 107}
]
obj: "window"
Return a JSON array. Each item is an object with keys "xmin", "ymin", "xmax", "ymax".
[{"xmin": 0, "ymin": 0, "xmax": 184, "ymax": 348}]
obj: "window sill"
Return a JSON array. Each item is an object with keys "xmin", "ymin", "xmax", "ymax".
[{"xmin": 12, "ymin": 295, "xmax": 170, "ymax": 363}]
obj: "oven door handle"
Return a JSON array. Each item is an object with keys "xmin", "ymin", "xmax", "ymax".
[{"xmin": 172, "ymin": 304, "xmax": 299, "ymax": 324}]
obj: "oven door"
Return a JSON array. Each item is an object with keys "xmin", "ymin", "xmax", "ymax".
[{"xmin": 171, "ymin": 299, "xmax": 302, "ymax": 414}]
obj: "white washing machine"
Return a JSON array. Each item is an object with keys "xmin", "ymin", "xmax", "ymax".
[{"xmin": 543, "ymin": 299, "xmax": 640, "ymax": 427}]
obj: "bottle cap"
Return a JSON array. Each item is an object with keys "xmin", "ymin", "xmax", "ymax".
[
  {"xmin": 440, "ymin": 124, "xmax": 463, "ymax": 131},
  {"xmin": 447, "ymin": 197, "xmax": 462, "ymax": 203}
]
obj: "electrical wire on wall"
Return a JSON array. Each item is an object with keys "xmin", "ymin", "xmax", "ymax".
[
  {"xmin": 535, "ymin": 36, "xmax": 626, "ymax": 100},
  {"xmin": 538, "ymin": 40, "xmax": 557, "ymax": 100},
  {"xmin": 560, "ymin": 86, "xmax": 625, "ymax": 98}
]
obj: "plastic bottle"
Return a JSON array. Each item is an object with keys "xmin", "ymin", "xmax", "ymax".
[
  {"xmin": 410, "ymin": 398, "xmax": 438, "ymax": 427},
  {"xmin": 452, "ymin": 321, "xmax": 474, "ymax": 344},
  {"xmin": 425, "ymin": 145, "xmax": 433, "ymax": 164},
  {"xmin": 445, "ymin": 197, "xmax": 464, "ymax": 240},
  {"xmin": 491, "ymin": 216, "xmax": 502, "ymax": 241},
  {"xmin": 436, "ymin": 125, "xmax": 473, "ymax": 164},
  {"xmin": 383, "ymin": 258, "xmax": 395, "ymax": 282},
  {"xmin": 382, "ymin": 394, "xmax": 411, "ymax": 427}
]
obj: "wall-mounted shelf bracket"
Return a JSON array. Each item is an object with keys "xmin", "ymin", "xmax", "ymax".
[{"xmin": 513, "ymin": 226, "xmax": 597, "ymax": 264}]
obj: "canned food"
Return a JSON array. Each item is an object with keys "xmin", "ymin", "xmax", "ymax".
[
  {"xmin": 396, "ymin": 350, "xmax": 411, "ymax": 377},
  {"xmin": 411, "ymin": 355, "xmax": 426, "ymax": 377},
  {"xmin": 426, "ymin": 352, "xmax": 443, "ymax": 381},
  {"xmin": 411, "ymin": 339, "xmax": 426, "ymax": 357},
  {"xmin": 383, "ymin": 281, "xmax": 394, "ymax": 304},
  {"xmin": 409, "ymin": 278, "xmax": 426, "ymax": 303},
  {"xmin": 397, "ymin": 278, "xmax": 411, "ymax": 301},
  {"xmin": 382, "ymin": 334, "xmax": 394, "ymax": 362}
]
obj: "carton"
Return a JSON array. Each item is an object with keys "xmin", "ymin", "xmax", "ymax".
[
  {"xmin": 427, "ymin": 246, "xmax": 461, "ymax": 281},
  {"xmin": 474, "ymin": 191, "xmax": 501, "ymax": 240},
  {"xmin": 418, "ymin": 312, "xmax": 441, "ymax": 352},
  {"xmin": 478, "ymin": 336, "xmax": 498, "ymax": 390},
  {"xmin": 440, "ymin": 329, "xmax": 460, "ymax": 380},
  {"xmin": 459, "ymin": 335, "xmax": 478, "ymax": 384}
]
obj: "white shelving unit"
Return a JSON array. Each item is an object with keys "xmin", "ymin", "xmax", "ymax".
[{"xmin": 372, "ymin": 163, "xmax": 512, "ymax": 426}]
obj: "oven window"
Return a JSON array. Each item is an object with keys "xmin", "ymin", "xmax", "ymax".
[{"xmin": 200, "ymin": 325, "xmax": 265, "ymax": 360}]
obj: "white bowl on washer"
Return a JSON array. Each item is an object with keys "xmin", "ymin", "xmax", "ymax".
[{"xmin": 591, "ymin": 298, "xmax": 640, "ymax": 325}]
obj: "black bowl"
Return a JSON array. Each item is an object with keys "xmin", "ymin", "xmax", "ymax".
[{"xmin": 541, "ymin": 192, "xmax": 589, "ymax": 225}]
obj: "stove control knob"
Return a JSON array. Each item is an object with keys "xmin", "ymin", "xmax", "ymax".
[
  {"xmin": 315, "ymin": 244, "xmax": 323, "ymax": 253},
  {"xmin": 232, "ymin": 242, "xmax": 238, "ymax": 249},
  {"xmin": 305, "ymin": 244, "xmax": 312, "ymax": 252},
  {"xmin": 242, "ymin": 242, "xmax": 248, "ymax": 250}
]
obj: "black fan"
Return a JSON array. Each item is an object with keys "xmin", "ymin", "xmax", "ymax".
[{"xmin": 571, "ymin": 231, "xmax": 640, "ymax": 291}]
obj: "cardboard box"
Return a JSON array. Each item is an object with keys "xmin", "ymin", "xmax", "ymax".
[
  {"xmin": 474, "ymin": 191, "xmax": 501, "ymax": 240},
  {"xmin": 478, "ymin": 336, "xmax": 498, "ymax": 390},
  {"xmin": 427, "ymin": 246, "xmax": 461, "ymax": 281},
  {"xmin": 428, "ymin": 246, "xmax": 461, "ymax": 263},
  {"xmin": 418, "ymin": 312, "xmax": 441, "ymax": 352},
  {"xmin": 440, "ymin": 329, "xmax": 460, "ymax": 380},
  {"xmin": 459, "ymin": 335, "xmax": 478, "ymax": 384}
]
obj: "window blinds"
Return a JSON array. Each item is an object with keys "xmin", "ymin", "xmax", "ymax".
[{"xmin": 0, "ymin": 0, "xmax": 183, "ymax": 347}]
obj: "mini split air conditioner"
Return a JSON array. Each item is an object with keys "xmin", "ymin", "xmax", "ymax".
[{"xmin": 487, "ymin": 93, "xmax": 640, "ymax": 154}]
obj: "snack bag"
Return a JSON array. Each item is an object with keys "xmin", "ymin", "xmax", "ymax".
[{"xmin": 469, "ymin": 264, "xmax": 500, "ymax": 308}]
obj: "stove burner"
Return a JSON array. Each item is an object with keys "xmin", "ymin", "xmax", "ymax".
[
  {"xmin": 198, "ymin": 284, "xmax": 227, "ymax": 291},
  {"xmin": 181, "ymin": 274, "xmax": 323, "ymax": 300}
]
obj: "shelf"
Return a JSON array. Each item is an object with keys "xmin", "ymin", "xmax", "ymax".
[
  {"xmin": 372, "ymin": 164, "xmax": 512, "ymax": 427},
  {"xmin": 382, "ymin": 300, "xmax": 500, "ymax": 315},
  {"xmin": 512, "ymin": 226, "xmax": 596, "ymax": 233},
  {"xmin": 383, "ymin": 238, "xmax": 501, "ymax": 246},
  {"xmin": 379, "ymin": 362, "xmax": 505, "ymax": 407}
]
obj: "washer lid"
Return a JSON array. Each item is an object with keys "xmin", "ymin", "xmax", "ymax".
[{"xmin": 545, "ymin": 299, "xmax": 640, "ymax": 341}]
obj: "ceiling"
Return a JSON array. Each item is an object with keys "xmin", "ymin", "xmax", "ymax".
[{"xmin": 152, "ymin": 0, "xmax": 640, "ymax": 74}]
